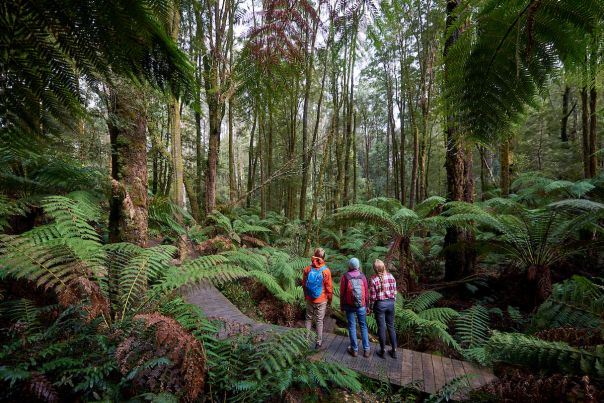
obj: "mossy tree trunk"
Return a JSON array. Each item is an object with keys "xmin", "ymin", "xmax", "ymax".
[{"xmin": 108, "ymin": 82, "xmax": 148, "ymax": 247}]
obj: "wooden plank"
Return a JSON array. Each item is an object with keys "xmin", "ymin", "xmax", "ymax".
[
  {"xmin": 481, "ymin": 368, "xmax": 497, "ymax": 384},
  {"xmin": 401, "ymin": 349, "xmax": 413, "ymax": 386},
  {"xmin": 461, "ymin": 361, "xmax": 483, "ymax": 390},
  {"xmin": 421, "ymin": 353, "xmax": 436, "ymax": 394},
  {"xmin": 441, "ymin": 357, "xmax": 456, "ymax": 384},
  {"xmin": 387, "ymin": 349, "xmax": 402, "ymax": 385},
  {"xmin": 324, "ymin": 335, "xmax": 346, "ymax": 362},
  {"xmin": 451, "ymin": 358, "xmax": 466, "ymax": 379},
  {"xmin": 411, "ymin": 350, "xmax": 424, "ymax": 389},
  {"xmin": 432, "ymin": 355, "xmax": 447, "ymax": 392}
]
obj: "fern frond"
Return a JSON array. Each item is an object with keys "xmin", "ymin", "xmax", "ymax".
[
  {"xmin": 455, "ymin": 305, "xmax": 491, "ymax": 348},
  {"xmin": 486, "ymin": 331, "xmax": 604, "ymax": 377},
  {"xmin": 533, "ymin": 276, "xmax": 604, "ymax": 330},
  {"xmin": 403, "ymin": 291, "xmax": 442, "ymax": 312}
]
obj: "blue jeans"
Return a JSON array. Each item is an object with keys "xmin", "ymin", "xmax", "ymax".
[
  {"xmin": 344, "ymin": 306, "xmax": 370, "ymax": 352},
  {"xmin": 373, "ymin": 299, "xmax": 397, "ymax": 352}
]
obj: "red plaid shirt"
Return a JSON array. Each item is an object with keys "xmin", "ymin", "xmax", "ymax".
[{"xmin": 369, "ymin": 273, "xmax": 397, "ymax": 307}]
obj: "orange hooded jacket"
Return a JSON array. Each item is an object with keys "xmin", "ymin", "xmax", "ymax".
[{"xmin": 302, "ymin": 256, "xmax": 333, "ymax": 304}]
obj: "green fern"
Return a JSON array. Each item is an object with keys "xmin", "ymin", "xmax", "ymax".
[
  {"xmin": 455, "ymin": 305, "xmax": 491, "ymax": 349},
  {"xmin": 486, "ymin": 331, "xmax": 604, "ymax": 377},
  {"xmin": 533, "ymin": 276, "xmax": 604, "ymax": 330}
]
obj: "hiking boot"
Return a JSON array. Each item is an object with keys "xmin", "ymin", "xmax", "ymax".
[
  {"xmin": 347, "ymin": 346, "xmax": 358, "ymax": 357},
  {"xmin": 389, "ymin": 349, "xmax": 397, "ymax": 359},
  {"xmin": 376, "ymin": 349, "xmax": 385, "ymax": 359},
  {"xmin": 363, "ymin": 350, "xmax": 370, "ymax": 358}
]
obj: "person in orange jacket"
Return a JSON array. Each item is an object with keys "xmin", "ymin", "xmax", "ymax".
[{"xmin": 302, "ymin": 247, "xmax": 333, "ymax": 348}]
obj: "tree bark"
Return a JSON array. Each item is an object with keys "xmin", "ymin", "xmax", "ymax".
[
  {"xmin": 107, "ymin": 84, "xmax": 148, "ymax": 247},
  {"xmin": 299, "ymin": 20, "xmax": 319, "ymax": 220},
  {"xmin": 581, "ymin": 87, "xmax": 590, "ymax": 178},
  {"xmin": 589, "ymin": 86, "xmax": 597, "ymax": 177},
  {"xmin": 561, "ymin": 85, "xmax": 570, "ymax": 142},
  {"xmin": 246, "ymin": 110, "xmax": 257, "ymax": 208},
  {"xmin": 228, "ymin": 98, "xmax": 236, "ymax": 203}
]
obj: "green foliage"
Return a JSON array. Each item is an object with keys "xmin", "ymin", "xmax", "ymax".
[
  {"xmin": 456, "ymin": 305, "xmax": 491, "ymax": 349},
  {"xmin": 0, "ymin": 196, "xmax": 29, "ymax": 231},
  {"xmin": 148, "ymin": 195, "xmax": 193, "ymax": 239},
  {"xmin": 444, "ymin": 199, "xmax": 603, "ymax": 270},
  {"xmin": 1, "ymin": 0, "xmax": 193, "ymax": 152},
  {"xmin": 425, "ymin": 375, "xmax": 472, "ymax": 403},
  {"xmin": 0, "ymin": 305, "xmax": 118, "ymax": 401},
  {"xmin": 370, "ymin": 291, "xmax": 462, "ymax": 351},
  {"xmin": 206, "ymin": 328, "xmax": 361, "ymax": 402},
  {"xmin": 447, "ymin": 0, "xmax": 604, "ymax": 140},
  {"xmin": 455, "ymin": 305, "xmax": 492, "ymax": 365},
  {"xmin": 533, "ymin": 276, "xmax": 604, "ymax": 330},
  {"xmin": 486, "ymin": 331, "xmax": 604, "ymax": 377}
]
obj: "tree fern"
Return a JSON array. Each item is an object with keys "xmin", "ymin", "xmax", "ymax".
[
  {"xmin": 533, "ymin": 276, "xmax": 604, "ymax": 330},
  {"xmin": 486, "ymin": 331, "xmax": 604, "ymax": 377}
]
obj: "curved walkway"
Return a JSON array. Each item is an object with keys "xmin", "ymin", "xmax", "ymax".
[{"xmin": 184, "ymin": 282, "xmax": 496, "ymax": 396}]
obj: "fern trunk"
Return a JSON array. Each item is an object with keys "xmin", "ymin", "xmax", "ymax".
[{"xmin": 443, "ymin": 0, "xmax": 475, "ymax": 281}]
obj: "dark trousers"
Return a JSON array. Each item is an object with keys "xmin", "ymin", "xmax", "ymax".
[{"xmin": 373, "ymin": 299, "xmax": 397, "ymax": 352}]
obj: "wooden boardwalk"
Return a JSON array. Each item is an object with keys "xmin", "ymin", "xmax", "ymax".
[{"xmin": 184, "ymin": 282, "xmax": 496, "ymax": 395}]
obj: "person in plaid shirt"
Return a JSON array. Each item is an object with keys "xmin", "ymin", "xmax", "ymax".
[{"xmin": 368, "ymin": 259, "xmax": 398, "ymax": 358}]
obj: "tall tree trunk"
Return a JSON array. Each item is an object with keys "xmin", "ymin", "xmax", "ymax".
[
  {"xmin": 399, "ymin": 92, "xmax": 406, "ymax": 205},
  {"xmin": 581, "ymin": 87, "xmax": 590, "ymax": 178},
  {"xmin": 169, "ymin": 5, "xmax": 187, "ymax": 259},
  {"xmin": 205, "ymin": 104, "xmax": 221, "ymax": 215},
  {"xmin": 228, "ymin": 98, "xmax": 236, "ymax": 203},
  {"xmin": 444, "ymin": 0, "xmax": 474, "ymax": 281},
  {"xmin": 561, "ymin": 85, "xmax": 571, "ymax": 142},
  {"xmin": 352, "ymin": 112, "xmax": 357, "ymax": 203},
  {"xmin": 246, "ymin": 110, "xmax": 257, "ymax": 208},
  {"xmin": 195, "ymin": 110, "xmax": 204, "ymax": 215},
  {"xmin": 409, "ymin": 126, "xmax": 419, "ymax": 209},
  {"xmin": 184, "ymin": 174, "xmax": 201, "ymax": 222},
  {"xmin": 299, "ymin": 20, "xmax": 319, "ymax": 220},
  {"xmin": 108, "ymin": 84, "xmax": 148, "ymax": 247},
  {"xmin": 500, "ymin": 138, "xmax": 511, "ymax": 196},
  {"xmin": 589, "ymin": 86, "xmax": 597, "ymax": 177}
]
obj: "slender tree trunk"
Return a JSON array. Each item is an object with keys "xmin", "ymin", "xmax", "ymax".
[
  {"xmin": 168, "ymin": 4, "xmax": 186, "ymax": 258},
  {"xmin": 184, "ymin": 174, "xmax": 201, "ymax": 222},
  {"xmin": 246, "ymin": 110, "xmax": 257, "ymax": 208},
  {"xmin": 399, "ymin": 94, "xmax": 406, "ymax": 205},
  {"xmin": 589, "ymin": 86, "xmax": 598, "ymax": 177},
  {"xmin": 299, "ymin": 20, "xmax": 319, "ymax": 220},
  {"xmin": 107, "ymin": 84, "xmax": 148, "ymax": 247},
  {"xmin": 195, "ymin": 111, "xmax": 204, "ymax": 213},
  {"xmin": 581, "ymin": 87, "xmax": 590, "ymax": 178},
  {"xmin": 409, "ymin": 126, "xmax": 419, "ymax": 208},
  {"xmin": 500, "ymin": 138, "xmax": 511, "ymax": 196},
  {"xmin": 561, "ymin": 85, "xmax": 571, "ymax": 142},
  {"xmin": 228, "ymin": 98, "xmax": 236, "ymax": 203},
  {"xmin": 352, "ymin": 112, "xmax": 357, "ymax": 203}
]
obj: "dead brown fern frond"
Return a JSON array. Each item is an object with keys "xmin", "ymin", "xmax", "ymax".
[
  {"xmin": 57, "ymin": 277, "xmax": 109, "ymax": 323},
  {"xmin": 481, "ymin": 368, "xmax": 600, "ymax": 403},
  {"xmin": 27, "ymin": 373, "xmax": 59, "ymax": 403},
  {"xmin": 116, "ymin": 313, "xmax": 205, "ymax": 402}
]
